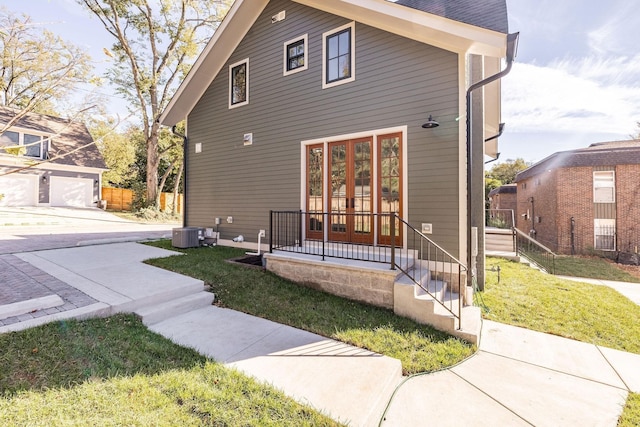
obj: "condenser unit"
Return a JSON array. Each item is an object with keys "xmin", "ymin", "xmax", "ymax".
[{"xmin": 172, "ymin": 227, "xmax": 202, "ymax": 248}]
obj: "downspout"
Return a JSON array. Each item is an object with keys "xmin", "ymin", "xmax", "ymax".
[
  {"xmin": 172, "ymin": 125, "xmax": 188, "ymax": 228},
  {"xmin": 466, "ymin": 32, "xmax": 519, "ymax": 290}
]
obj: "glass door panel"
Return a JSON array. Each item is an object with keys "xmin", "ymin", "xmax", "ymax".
[
  {"xmin": 306, "ymin": 144, "xmax": 324, "ymax": 239},
  {"xmin": 378, "ymin": 133, "xmax": 402, "ymax": 245}
]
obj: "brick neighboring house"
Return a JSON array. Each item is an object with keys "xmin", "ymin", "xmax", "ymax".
[{"xmin": 514, "ymin": 140, "xmax": 640, "ymax": 255}]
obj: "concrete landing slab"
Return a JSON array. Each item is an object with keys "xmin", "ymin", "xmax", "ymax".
[
  {"xmin": 480, "ymin": 320, "xmax": 627, "ymax": 389},
  {"xmin": 382, "ymin": 369, "xmax": 530, "ymax": 426},
  {"xmin": 599, "ymin": 346, "xmax": 640, "ymax": 393},
  {"xmin": 150, "ymin": 306, "xmax": 403, "ymax": 427},
  {"xmin": 451, "ymin": 352, "xmax": 627, "ymax": 427}
]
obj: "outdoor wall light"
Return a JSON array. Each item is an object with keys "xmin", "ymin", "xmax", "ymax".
[
  {"xmin": 41, "ymin": 175, "xmax": 47, "ymax": 183},
  {"xmin": 421, "ymin": 115, "xmax": 439, "ymax": 129}
]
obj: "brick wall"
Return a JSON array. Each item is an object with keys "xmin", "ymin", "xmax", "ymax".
[
  {"xmin": 556, "ymin": 168, "xmax": 594, "ymax": 254},
  {"xmin": 516, "ymin": 169, "xmax": 559, "ymax": 251},
  {"xmin": 616, "ymin": 164, "xmax": 640, "ymax": 253}
]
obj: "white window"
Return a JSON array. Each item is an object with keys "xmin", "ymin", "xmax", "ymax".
[
  {"xmin": 229, "ymin": 58, "xmax": 249, "ymax": 109},
  {"xmin": 594, "ymin": 218, "xmax": 616, "ymax": 251},
  {"xmin": 0, "ymin": 129, "xmax": 46, "ymax": 159},
  {"xmin": 284, "ymin": 34, "xmax": 308, "ymax": 76},
  {"xmin": 322, "ymin": 22, "xmax": 355, "ymax": 89},
  {"xmin": 593, "ymin": 170, "xmax": 615, "ymax": 203}
]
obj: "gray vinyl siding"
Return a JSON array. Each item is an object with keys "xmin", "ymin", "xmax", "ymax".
[{"xmin": 186, "ymin": 0, "xmax": 461, "ymax": 255}]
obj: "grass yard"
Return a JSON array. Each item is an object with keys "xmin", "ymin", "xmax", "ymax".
[
  {"xmin": 481, "ymin": 257, "xmax": 640, "ymax": 354},
  {"xmin": 145, "ymin": 241, "xmax": 474, "ymax": 375},
  {"xmin": 0, "ymin": 314, "xmax": 339, "ymax": 426},
  {"xmin": 553, "ymin": 255, "xmax": 640, "ymax": 283},
  {"xmin": 619, "ymin": 393, "xmax": 640, "ymax": 427}
]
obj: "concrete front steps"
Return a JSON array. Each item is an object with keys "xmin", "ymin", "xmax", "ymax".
[
  {"xmin": 394, "ymin": 265, "xmax": 481, "ymax": 344},
  {"xmin": 486, "ymin": 227, "xmax": 515, "ymax": 252},
  {"xmin": 133, "ymin": 283, "xmax": 215, "ymax": 326}
]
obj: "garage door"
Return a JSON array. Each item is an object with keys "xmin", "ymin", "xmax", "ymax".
[
  {"xmin": 0, "ymin": 174, "xmax": 38, "ymax": 206},
  {"xmin": 50, "ymin": 177, "xmax": 94, "ymax": 207}
]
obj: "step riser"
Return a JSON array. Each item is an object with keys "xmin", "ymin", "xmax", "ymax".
[
  {"xmin": 113, "ymin": 281, "xmax": 205, "ymax": 314},
  {"xmin": 137, "ymin": 292, "xmax": 215, "ymax": 325}
]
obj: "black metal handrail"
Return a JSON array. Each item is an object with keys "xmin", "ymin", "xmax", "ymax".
[
  {"xmin": 514, "ymin": 227, "xmax": 556, "ymax": 274},
  {"xmin": 269, "ymin": 210, "xmax": 468, "ymax": 328}
]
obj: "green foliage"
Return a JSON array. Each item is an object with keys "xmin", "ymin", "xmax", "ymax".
[
  {"xmin": 553, "ymin": 255, "xmax": 640, "ymax": 283},
  {"xmin": 0, "ymin": 7, "xmax": 93, "ymax": 116},
  {"xmin": 145, "ymin": 241, "xmax": 474, "ymax": 375},
  {"xmin": 486, "ymin": 158, "xmax": 530, "ymax": 184},
  {"xmin": 90, "ymin": 119, "xmax": 137, "ymax": 187},
  {"xmin": 619, "ymin": 393, "xmax": 640, "ymax": 427}
]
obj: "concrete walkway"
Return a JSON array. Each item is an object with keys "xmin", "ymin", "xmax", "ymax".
[
  {"xmin": 558, "ymin": 275, "xmax": 640, "ymax": 306},
  {"xmin": 1, "ymin": 242, "xmax": 639, "ymax": 426}
]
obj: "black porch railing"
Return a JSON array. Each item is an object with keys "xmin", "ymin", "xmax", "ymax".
[
  {"xmin": 269, "ymin": 210, "xmax": 467, "ymax": 327},
  {"xmin": 514, "ymin": 227, "xmax": 556, "ymax": 274},
  {"xmin": 486, "ymin": 209, "xmax": 515, "ymax": 229}
]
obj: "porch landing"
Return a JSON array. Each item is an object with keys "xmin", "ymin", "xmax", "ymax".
[{"xmin": 264, "ymin": 251, "xmax": 480, "ymax": 344}]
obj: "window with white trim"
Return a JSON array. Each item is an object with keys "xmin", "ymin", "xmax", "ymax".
[
  {"xmin": 593, "ymin": 170, "xmax": 615, "ymax": 203},
  {"xmin": 594, "ymin": 218, "xmax": 616, "ymax": 251},
  {"xmin": 322, "ymin": 22, "xmax": 355, "ymax": 88},
  {"xmin": 0, "ymin": 130, "xmax": 47, "ymax": 159},
  {"xmin": 284, "ymin": 34, "xmax": 308, "ymax": 76},
  {"xmin": 229, "ymin": 58, "xmax": 249, "ymax": 108}
]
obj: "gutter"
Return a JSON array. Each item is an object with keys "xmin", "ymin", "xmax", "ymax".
[
  {"xmin": 466, "ymin": 32, "xmax": 519, "ymax": 287},
  {"xmin": 171, "ymin": 125, "xmax": 188, "ymax": 228}
]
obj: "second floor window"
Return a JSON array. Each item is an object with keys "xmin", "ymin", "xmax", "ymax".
[
  {"xmin": 593, "ymin": 170, "xmax": 615, "ymax": 203},
  {"xmin": 229, "ymin": 58, "xmax": 249, "ymax": 108},
  {"xmin": 284, "ymin": 35, "xmax": 308, "ymax": 75},
  {"xmin": 0, "ymin": 130, "xmax": 46, "ymax": 158},
  {"xmin": 323, "ymin": 22, "xmax": 355, "ymax": 88}
]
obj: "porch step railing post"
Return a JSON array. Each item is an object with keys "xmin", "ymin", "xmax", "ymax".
[
  {"xmin": 269, "ymin": 210, "xmax": 273, "ymax": 253},
  {"xmin": 390, "ymin": 213, "xmax": 396, "ymax": 270}
]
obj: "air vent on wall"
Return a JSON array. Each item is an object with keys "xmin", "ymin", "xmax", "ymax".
[{"xmin": 272, "ymin": 11, "xmax": 285, "ymax": 23}]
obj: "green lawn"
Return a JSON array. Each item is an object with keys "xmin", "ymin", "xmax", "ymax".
[
  {"xmin": 481, "ymin": 257, "xmax": 640, "ymax": 354},
  {"xmin": 0, "ymin": 315, "xmax": 338, "ymax": 426},
  {"xmin": 619, "ymin": 393, "xmax": 640, "ymax": 427},
  {"xmin": 553, "ymin": 255, "xmax": 640, "ymax": 283},
  {"xmin": 145, "ymin": 241, "xmax": 474, "ymax": 375}
]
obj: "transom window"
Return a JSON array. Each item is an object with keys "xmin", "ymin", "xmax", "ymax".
[
  {"xmin": 229, "ymin": 58, "xmax": 249, "ymax": 108},
  {"xmin": 284, "ymin": 35, "xmax": 308, "ymax": 76},
  {"xmin": 322, "ymin": 22, "xmax": 355, "ymax": 88},
  {"xmin": 593, "ymin": 170, "xmax": 615, "ymax": 203},
  {"xmin": 0, "ymin": 130, "xmax": 47, "ymax": 158}
]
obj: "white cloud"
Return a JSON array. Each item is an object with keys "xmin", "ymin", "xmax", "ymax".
[
  {"xmin": 503, "ymin": 60, "xmax": 640, "ymax": 136},
  {"xmin": 587, "ymin": 2, "xmax": 640, "ymax": 56}
]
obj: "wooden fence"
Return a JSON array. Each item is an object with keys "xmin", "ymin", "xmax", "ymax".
[{"xmin": 101, "ymin": 187, "xmax": 183, "ymax": 213}]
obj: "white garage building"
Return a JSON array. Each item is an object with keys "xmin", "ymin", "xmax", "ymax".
[{"xmin": 0, "ymin": 107, "xmax": 107, "ymax": 207}]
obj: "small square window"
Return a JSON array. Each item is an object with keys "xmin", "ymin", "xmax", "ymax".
[
  {"xmin": 229, "ymin": 58, "xmax": 249, "ymax": 109},
  {"xmin": 284, "ymin": 35, "xmax": 308, "ymax": 76},
  {"xmin": 322, "ymin": 22, "xmax": 355, "ymax": 89}
]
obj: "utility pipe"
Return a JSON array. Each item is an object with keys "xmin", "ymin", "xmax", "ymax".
[
  {"xmin": 172, "ymin": 125, "xmax": 188, "ymax": 228},
  {"xmin": 466, "ymin": 32, "xmax": 519, "ymax": 290}
]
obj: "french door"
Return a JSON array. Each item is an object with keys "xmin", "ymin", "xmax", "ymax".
[
  {"xmin": 328, "ymin": 138, "xmax": 373, "ymax": 243},
  {"xmin": 305, "ymin": 132, "xmax": 402, "ymax": 245}
]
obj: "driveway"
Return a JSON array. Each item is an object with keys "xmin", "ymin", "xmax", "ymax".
[{"xmin": 0, "ymin": 206, "xmax": 175, "ymax": 254}]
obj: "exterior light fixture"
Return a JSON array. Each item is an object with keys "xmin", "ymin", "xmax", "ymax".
[
  {"xmin": 421, "ymin": 115, "xmax": 439, "ymax": 129},
  {"xmin": 41, "ymin": 175, "xmax": 47, "ymax": 183}
]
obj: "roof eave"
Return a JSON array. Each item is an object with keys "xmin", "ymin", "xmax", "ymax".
[{"xmin": 160, "ymin": 0, "xmax": 508, "ymax": 127}]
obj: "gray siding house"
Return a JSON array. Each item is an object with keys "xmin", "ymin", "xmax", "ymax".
[
  {"xmin": 161, "ymin": 0, "xmax": 512, "ymax": 342},
  {"xmin": 0, "ymin": 107, "xmax": 107, "ymax": 207}
]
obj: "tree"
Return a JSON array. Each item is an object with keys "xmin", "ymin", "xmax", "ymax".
[
  {"xmin": 486, "ymin": 158, "xmax": 530, "ymax": 185},
  {"xmin": 78, "ymin": 0, "xmax": 232, "ymax": 207},
  {"xmin": 485, "ymin": 158, "xmax": 529, "ymax": 206},
  {"xmin": 90, "ymin": 119, "xmax": 137, "ymax": 187},
  {"xmin": 0, "ymin": 8, "xmax": 93, "ymax": 128}
]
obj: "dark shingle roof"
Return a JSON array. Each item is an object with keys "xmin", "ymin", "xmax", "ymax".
[
  {"xmin": 391, "ymin": 0, "xmax": 508, "ymax": 33},
  {"xmin": 0, "ymin": 107, "xmax": 106, "ymax": 169},
  {"xmin": 515, "ymin": 140, "xmax": 640, "ymax": 182},
  {"xmin": 488, "ymin": 183, "xmax": 516, "ymax": 197}
]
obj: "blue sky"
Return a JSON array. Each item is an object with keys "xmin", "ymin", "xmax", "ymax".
[{"xmin": 2, "ymin": 0, "xmax": 639, "ymax": 164}]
